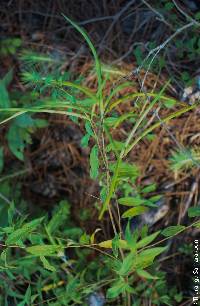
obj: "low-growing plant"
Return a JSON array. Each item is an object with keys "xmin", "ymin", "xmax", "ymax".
[{"xmin": 0, "ymin": 16, "xmax": 199, "ymax": 306}]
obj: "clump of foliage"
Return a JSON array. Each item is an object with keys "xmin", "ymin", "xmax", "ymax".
[{"xmin": 0, "ymin": 17, "xmax": 199, "ymax": 306}]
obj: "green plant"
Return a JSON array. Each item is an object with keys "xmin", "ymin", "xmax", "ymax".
[
  {"xmin": 0, "ymin": 38, "xmax": 22, "ymax": 57},
  {"xmin": 0, "ymin": 17, "xmax": 199, "ymax": 306}
]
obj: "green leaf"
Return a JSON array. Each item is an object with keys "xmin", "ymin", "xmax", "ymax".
[
  {"xmin": 0, "ymin": 82, "xmax": 10, "ymax": 108},
  {"xmin": 122, "ymin": 206, "xmax": 148, "ymax": 218},
  {"xmin": 112, "ymin": 234, "xmax": 120, "ymax": 258},
  {"xmin": 85, "ymin": 122, "xmax": 94, "ymax": 137},
  {"xmin": 188, "ymin": 207, "xmax": 200, "ymax": 217},
  {"xmin": 118, "ymin": 196, "xmax": 145, "ymax": 206},
  {"xmin": 149, "ymin": 195, "xmax": 162, "ymax": 203},
  {"xmin": 15, "ymin": 114, "xmax": 35, "ymax": 128},
  {"xmin": 118, "ymin": 252, "xmax": 135, "ymax": 276},
  {"xmin": 90, "ymin": 144, "xmax": 99, "ymax": 179},
  {"xmin": 117, "ymin": 162, "xmax": 139, "ymax": 179},
  {"xmin": 0, "ymin": 146, "xmax": 4, "ymax": 173},
  {"xmin": 106, "ymin": 141, "xmax": 124, "ymax": 153},
  {"xmin": 7, "ymin": 125, "xmax": 25, "ymax": 160},
  {"xmin": 104, "ymin": 117, "xmax": 119, "ymax": 127},
  {"xmin": 26, "ymin": 245, "xmax": 62, "ymax": 256},
  {"xmin": 62, "ymin": 15, "xmax": 103, "ymax": 102},
  {"xmin": 34, "ymin": 118, "xmax": 48, "ymax": 128},
  {"xmin": 98, "ymin": 239, "xmax": 128, "ymax": 249},
  {"xmin": 79, "ymin": 232, "xmax": 90, "ymax": 244},
  {"xmin": 40, "ymin": 256, "xmax": 56, "ymax": 272},
  {"xmin": 141, "ymin": 184, "xmax": 156, "ymax": 193},
  {"xmin": 125, "ymin": 222, "xmax": 139, "ymax": 251},
  {"xmin": 133, "ymin": 247, "xmax": 167, "ymax": 269},
  {"xmin": 161, "ymin": 225, "xmax": 185, "ymax": 237},
  {"xmin": 6, "ymin": 217, "xmax": 43, "ymax": 245},
  {"xmin": 8, "ymin": 201, "xmax": 15, "ymax": 225},
  {"xmin": 136, "ymin": 269, "xmax": 158, "ymax": 279},
  {"xmin": 163, "ymin": 99, "xmax": 176, "ymax": 108},
  {"xmin": 106, "ymin": 280, "xmax": 127, "ymax": 299},
  {"xmin": 136, "ymin": 231, "xmax": 160, "ymax": 249},
  {"xmin": 18, "ymin": 285, "xmax": 31, "ymax": 306},
  {"xmin": 81, "ymin": 133, "xmax": 90, "ymax": 148}
]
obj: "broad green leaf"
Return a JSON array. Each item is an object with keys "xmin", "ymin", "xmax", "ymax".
[
  {"xmin": 136, "ymin": 269, "xmax": 158, "ymax": 279},
  {"xmin": 118, "ymin": 196, "xmax": 145, "ymax": 206},
  {"xmin": 188, "ymin": 207, "xmax": 200, "ymax": 217},
  {"xmin": 122, "ymin": 206, "xmax": 148, "ymax": 218},
  {"xmin": 136, "ymin": 231, "xmax": 160, "ymax": 249},
  {"xmin": 6, "ymin": 217, "xmax": 43, "ymax": 245},
  {"xmin": 133, "ymin": 247, "xmax": 167, "ymax": 269},
  {"xmin": 161, "ymin": 225, "xmax": 185, "ymax": 237},
  {"xmin": 40, "ymin": 256, "xmax": 56, "ymax": 272},
  {"xmin": 26, "ymin": 245, "xmax": 62, "ymax": 256},
  {"xmin": 90, "ymin": 144, "xmax": 99, "ymax": 179}
]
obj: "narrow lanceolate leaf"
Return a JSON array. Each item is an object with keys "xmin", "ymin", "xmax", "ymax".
[
  {"xmin": 62, "ymin": 15, "xmax": 103, "ymax": 104},
  {"xmin": 136, "ymin": 231, "xmax": 160, "ymax": 249},
  {"xmin": 122, "ymin": 206, "xmax": 148, "ymax": 218},
  {"xmin": 136, "ymin": 269, "xmax": 159, "ymax": 280},
  {"xmin": 40, "ymin": 256, "xmax": 56, "ymax": 272},
  {"xmin": 90, "ymin": 144, "xmax": 99, "ymax": 179},
  {"xmin": 6, "ymin": 218, "xmax": 44, "ymax": 245},
  {"xmin": 98, "ymin": 239, "xmax": 128, "ymax": 249},
  {"xmin": 118, "ymin": 197, "xmax": 145, "ymax": 206},
  {"xmin": 26, "ymin": 245, "xmax": 63, "ymax": 256},
  {"xmin": 117, "ymin": 162, "xmax": 139, "ymax": 179},
  {"xmin": 161, "ymin": 225, "xmax": 185, "ymax": 237},
  {"xmin": 118, "ymin": 252, "xmax": 135, "ymax": 276}
]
